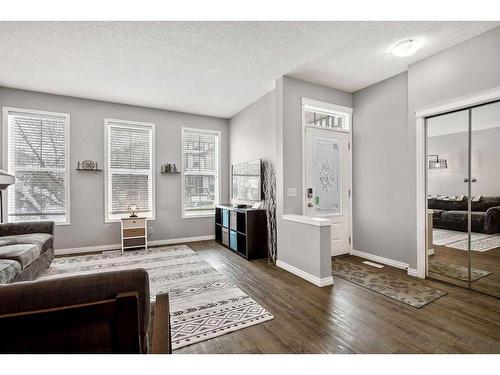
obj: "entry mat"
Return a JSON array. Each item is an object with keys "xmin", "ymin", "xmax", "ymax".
[{"xmin": 332, "ymin": 259, "xmax": 446, "ymax": 308}]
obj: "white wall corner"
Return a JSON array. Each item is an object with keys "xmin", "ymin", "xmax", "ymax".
[
  {"xmin": 406, "ymin": 268, "xmax": 421, "ymax": 278},
  {"xmin": 276, "ymin": 259, "xmax": 333, "ymax": 287}
]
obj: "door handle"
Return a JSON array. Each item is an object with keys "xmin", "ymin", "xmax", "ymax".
[
  {"xmin": 463, "ymin": 178, "xmax": 477, "ymax": 183},
  {"xmin": 307, "ymin": 203, "xmax": 314, "ymax": 207}
]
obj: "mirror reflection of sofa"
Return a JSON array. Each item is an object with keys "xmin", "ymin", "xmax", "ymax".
[{"xmin": 428, "ymin": 196, "xmax": 500, "ymax": 234}]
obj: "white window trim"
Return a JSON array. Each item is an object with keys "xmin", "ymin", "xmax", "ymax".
[
  {"xmin": 2, "ymin": 106, "xmax": 71, "ymax": 225},
  {"xmin": 104, "ymin": 118, "xmax": 156, "ymax": 223},
  {"xmin": 301, "ymin": 97, "xmax": 353, "ymax": 133},
  {"xmin": 181, "ymin": 127, "xmax": 221, "ymax": 219}
]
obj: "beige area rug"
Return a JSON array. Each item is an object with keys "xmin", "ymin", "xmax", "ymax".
[
  {"xmin": 428, "ymin": 259, "xmax": 492, "ymax": 282},
  {"xmin": 332, "ymin": 259, "xmax": 447, "ymax": 308},
  {"xmin": 433, "ymin": 228, "xmax": 500, "ymax": 252},
  {"xmin": 39, "ymin": 245, "xmax": 274, "ymax": 350}
]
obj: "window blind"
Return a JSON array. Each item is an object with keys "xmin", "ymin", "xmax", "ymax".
[
  {"xmin": 106, "ymin": 121, "xmax": 154, "ymax": 221},
  {"xmin": 183, "ymin": 129, "xmax": 219, "ymax": 216},
  {"xmin": 6, "ymin": 110, "xmax": 69, "ymax": 223}
]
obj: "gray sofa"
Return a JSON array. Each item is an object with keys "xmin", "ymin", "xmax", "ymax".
[
  {"xmin": 0, "ymin": 221, "xmax": 55, "ymax": 284},
  {"xmin": 429, "ymin": 196, "xmax": 500, "ymax": 234},
  {"xmin": 0, "ymin": 269, "xmax": 171, "ymax": 353}
]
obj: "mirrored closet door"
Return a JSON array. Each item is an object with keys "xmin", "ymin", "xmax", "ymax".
[
  {"xmin": 426, "ymin": 109, "xmax": 470, "ymax": 290},
  {"xmin": 470, "ymin": 101, "xmax": 500, "ymax": 298},
  {"xmin": 425, "ymin": 100, "xmax": 500, "ymax": 298}
]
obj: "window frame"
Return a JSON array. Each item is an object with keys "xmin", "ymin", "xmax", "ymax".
[
  {"xmin": 2, "ymin": 106, "xmax": 71, "ymax": 225},
  {"xmin": 181, "ymin": 127, "xmax": 221, "ymax": 219},
  {"xmin": 104, "ymin": 118, "xmax": 156, "ymax": 223}
]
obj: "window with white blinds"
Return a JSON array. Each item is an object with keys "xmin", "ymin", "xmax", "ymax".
[
  {"xmin": 4, "ymin": 108, "xmax": 70, "ymax": 224},
  {"xmin": 104, "ymin": 119, "xmax": 155, "ymax": 222},
  {"xmin": 182, "ymin": 128, "xmax": 220, "ymax": 217}
]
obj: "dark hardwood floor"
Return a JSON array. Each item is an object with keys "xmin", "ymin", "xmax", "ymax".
[
  {"xmin": 175, "ymin": 240, "xmax": 500, "ymax": 354},
  {"xmin": 429, "ymin": 244, "xmax": 500, "ymax": 298}
]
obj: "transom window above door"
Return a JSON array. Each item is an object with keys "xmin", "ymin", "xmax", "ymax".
[{"xmin": 302, "ymin": 98, "xmax": 352, "ymax": 131}]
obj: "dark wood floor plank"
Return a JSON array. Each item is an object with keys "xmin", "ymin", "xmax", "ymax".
[
  {"xmin": 430, "ymin": 244, "xmax": 500, "ymax": 298},
  {"xmin": 175, "ymin": 241, "xmax": 500, "ymax": 353},
  {"xmin": 86, "ymin": 240, "xmax": 498, "ymax": 354}
]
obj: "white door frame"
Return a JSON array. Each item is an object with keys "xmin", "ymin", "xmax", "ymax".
[
  {"xmin": 301, "ymin": 97, "xmax": 353, "ymax": 254},
  {"xmin": 415, "ymin": 86, "xmax": 500, "ymax": 279}
]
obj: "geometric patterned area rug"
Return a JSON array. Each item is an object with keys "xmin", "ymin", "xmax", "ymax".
[
  {"xmin": 39, "ymin": 245, "xmax": 274, "ymax": 350},
  {"xmin": 428, "ymin": 259, "xmax": 492, "ymax": 282},
  {"xmin": 432, "ymin": 228, "xmax": 500, "ymax": 252},
  {"xmin": 332, "ymin": 259, "xmax": 447, "ymax": 308}
]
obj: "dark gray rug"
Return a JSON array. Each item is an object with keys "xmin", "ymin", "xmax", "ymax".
[
  {"xmin": 428, "ymin": 259, "xmax": 492, "ymax": 282},
  {"xmin": 332, "ymin": 259, "xmax": 447, "ymax": 308}
]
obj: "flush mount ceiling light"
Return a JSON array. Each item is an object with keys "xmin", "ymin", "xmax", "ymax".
[{"xmin": 389, "ymin": 38, "xmax": 424, "ymax": 57}]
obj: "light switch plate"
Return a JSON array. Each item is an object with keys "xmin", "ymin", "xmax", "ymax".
[{"xmin": 287, "ymin": 188, "xmax": 297, "ymax": 197}]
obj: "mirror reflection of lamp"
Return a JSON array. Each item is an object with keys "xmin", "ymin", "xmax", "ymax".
[
  {"xmin": 428, "ymin": 154, "xmax": 448, "ymax": 170},
  {"xmin": 128, "ymin": 204, "xmax": 138, "ymax": 218}
]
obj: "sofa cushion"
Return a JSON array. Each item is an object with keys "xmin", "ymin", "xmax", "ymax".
[
  {"xmin": 0, "ymin": 259, "xmax": 22, "ymax": 284},
  {"xmin": 0, "ymin": 233, "xmax": 53, "ymax": 254},
  {"xmin": 432, "ymin": 209, "xmax": 444, "ymax": 219},
  {"xmin": 0, "ymin": 244, "xmax": 42, "ymax": 269},
  {"xmin": 441, "ymin": 210, "xmax": 486, "ymax": 228}
]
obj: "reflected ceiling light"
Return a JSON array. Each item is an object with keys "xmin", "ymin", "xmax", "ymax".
[
  {"xmin": 389, "ymin": 38, "xmax": 424, "ymax": 57},
  {"xmin": 428, "ymin": 154, "xmax": 448, "ymax": 170}
]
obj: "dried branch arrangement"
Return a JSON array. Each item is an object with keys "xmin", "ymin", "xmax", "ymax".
[{"xmin": 262, "ymin": 160, "xmax": 277, "ymax": 264}]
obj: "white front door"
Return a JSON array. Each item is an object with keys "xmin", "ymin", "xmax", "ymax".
[{"xmin": 304, "ymin": 126, "xmax": 351, "ymax": 256}]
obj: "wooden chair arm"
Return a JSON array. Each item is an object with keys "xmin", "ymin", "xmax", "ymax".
[{"xmin": 151, "ymin": 293, "xmax": 172, "ymax": 354}]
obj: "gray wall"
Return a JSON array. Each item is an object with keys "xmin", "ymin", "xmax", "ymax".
[
  {"xmin": 279, "ymin": 218, "xmax": 332, "ymax": 281},
  {"xmin": 428, "ymin": 127, "xmax": 500, "ymax": 196},
  {"xmin": 352, "ymin": 72, "xmax": 413, "ymax": 265},
  {"xmin": 0, "ymin": 87, "xmax": 229, "ymax": 250},
  {"xmin": 405, "ymin": 26, "xmax": 500, "ymax": 267},
  {"xmin": 229, "ymin": 89, "xmax": 276, "ymax": 166},
  {"xmin": 351, "ymin": 27, "xmax": 500, "ymax": 269},
  {"xmin": 275, "ymin": 76, "xmax": 352, "ymax": 269},
  {"xmin": 280, "ymin": 76, "xmax": 352, "ymax": 214}
]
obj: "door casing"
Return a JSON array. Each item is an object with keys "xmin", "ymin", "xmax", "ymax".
[
  {"xmin": 301, "ymin": 97, "xmax": 353, "ymax": 256},
  {"xmin": 415, "ymin": 86, "xmax": 500, "ymax": 279}
]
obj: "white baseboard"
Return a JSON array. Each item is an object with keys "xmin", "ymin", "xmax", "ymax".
[
  {"xmin": 276, "ymin": 260, "xmax": 333, "ymax": 287},
  {"xmin": 149, "ymin": 235, "xmax": 215, "ymax": 247},
  {"xmin": 55, "ymin": 235, "xmax": 215, "ymax": 256},
  {"xmin": 350, "ymin": 249, "xmax": 423, "ymax": 278},
  {"xmin": 350, "ymin": 249, "xmax": 409, "ymax": 270},
  {"xmin": 407, "ymin": 268, "xmax": 420, "ymax": 277}
]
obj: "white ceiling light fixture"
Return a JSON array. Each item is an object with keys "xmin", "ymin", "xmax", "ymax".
[{"xmin": 389, "ymin": 38, "xmax": 425, "ymax": 57}]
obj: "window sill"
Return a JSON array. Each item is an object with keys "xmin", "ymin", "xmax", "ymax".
[
  {"xmin": 55, "ymin": 221, "xmax": 71, "ymax": 226},
  {"xmin": 7, "ymin": 220, "xmax": 70, "ymax": 226},
  {"xmin": 105, "ymin": 215, "xmax": 156, "ymax": 224},
  {"xmin": 182, "ymin": 213, "xmax": 215, "ymax": 219}
]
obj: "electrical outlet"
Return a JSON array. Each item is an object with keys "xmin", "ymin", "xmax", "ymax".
[
  {"xmin": 287, "ymin": 187, "xmax": 297, "ymax": 197},
  {"xmin": 148, "ymin": 227, "xmax": 154, "ymax": 235}
]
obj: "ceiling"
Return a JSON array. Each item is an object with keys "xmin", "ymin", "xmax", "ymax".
[{"xmin": 0, "ymin": 22, "xmax": 498, "ymax": 118}]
